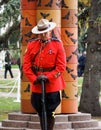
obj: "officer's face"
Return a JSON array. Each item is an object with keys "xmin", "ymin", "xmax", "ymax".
[{"xmin": 39, "ymin": 31, "xmax": 51, "ymax": 40}]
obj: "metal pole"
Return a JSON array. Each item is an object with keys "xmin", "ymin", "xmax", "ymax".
[{"xmin": 41, "ymin": 80, "xmax": 47, "ymax": 130}]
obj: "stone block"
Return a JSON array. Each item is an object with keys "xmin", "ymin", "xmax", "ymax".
[
  {"xmin": 72, "ymin": 120, "xmax": 98, "ymax": 128},
  {"xmin": 8, "ymin": 113, "xmax": 31, "ymax": 121},
  {"xmin": 68, "ymin": 113, "xmax": 91, "ymax": 121},
  {"xmin": 2, "ymin": 120, "xmax": 28, "ymax": 128}
]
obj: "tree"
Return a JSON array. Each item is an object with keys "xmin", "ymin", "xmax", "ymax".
[
  {"xmin": 0, "ymin": 0, "xmax": 20, "ymax": 49},
  {"xmin": 78, "ymin": 1, "xmax": 89, "ymax": 53},
  {"xmin": 79, "ymin": 0, "xmax": 101, "ymax": 116}
]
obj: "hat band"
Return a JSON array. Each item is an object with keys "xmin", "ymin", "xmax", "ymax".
[{"xmin": 38, "ymin": 25, "xmax": 50, "ymax": 31}]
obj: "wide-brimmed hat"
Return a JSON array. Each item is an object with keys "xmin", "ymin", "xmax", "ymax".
[{"xmin": 31, "ymin": 19, "xmax": 56, "ymax": 34}]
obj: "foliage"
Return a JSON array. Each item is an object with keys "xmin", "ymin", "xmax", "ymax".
[
  {"xmin": 0, "ymin": 0, "xmax": 20, "ymax": 28},
  {"xmin": 98, "ymin": 0, "xmax": 101, "ymax": 4},
  {"xmin": 0, "ymin": 0, "xmax": 20, "ymax": 49},
  {"xmin": 78, "ymin": 1, "xmax": 89, "ymax": 53},
  {"xmin": 78, "ymin": 0, "xmax": 101, "ymax": 53},
  {"xmin": 95, "ymin": 13, "xmax": 101, "ymax": 27}
]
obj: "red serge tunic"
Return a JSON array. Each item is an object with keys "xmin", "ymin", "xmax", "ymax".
[{"xmin": 23, "ymin": 38, "xmax": 66, "ymax": 93}]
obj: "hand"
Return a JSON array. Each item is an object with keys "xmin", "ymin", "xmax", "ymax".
[
  {"xmin": 33, "ymin": 75, "xmax": 48, "ymax": 85},
  {"xmin": 33, "ymin": 79, "xmax": 39, "ymax": 85},
  {"xmin": 37, "ymin": 74, "xmax": 48, "ymax": 82}
]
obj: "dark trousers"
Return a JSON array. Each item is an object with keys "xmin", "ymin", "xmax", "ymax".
[
  {"xmin": 31, "ymin": 91, "xmax": 61, "ymax": 117},
  {"xmin": 4, "ymin": 64, "xmax": 13, "ymax": 78},
  {"xmin": 31, "ymin": 91, "xmax": 60, "ymax": 130}
]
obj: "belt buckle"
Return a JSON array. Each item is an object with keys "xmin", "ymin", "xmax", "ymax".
[{"xmin": 39, "ymin": 67, "xmax": 43, "ymax": 72}]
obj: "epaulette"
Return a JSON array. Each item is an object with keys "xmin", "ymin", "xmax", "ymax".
[
  {"xmin": 28, "ymin": 37, "xmax": 39, "ymax": 42},
  {"xmin": 51, "ymin": 37, "xmax": 61, "ymax": 42}
]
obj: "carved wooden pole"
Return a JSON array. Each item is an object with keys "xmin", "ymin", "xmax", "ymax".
[
  {"xmin": 21, "ymin": 0, "xmax": 37, "ymax": 113},
  {"xmin": 36, "ymin": 0, "xmax": 62, "ymax": 113},
  {"xmin": 61, "ymin": 0, "xmax": 78, "ymax": 113},
  {"xmin": 20, "ymin": 0, "xmax": 78, "ymax": 113},
  {"xmin": 36, "ymin": 0, "xmax": 61, "ymax": 39}
]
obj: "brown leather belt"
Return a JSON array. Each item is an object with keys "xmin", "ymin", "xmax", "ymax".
[{"xmin": 32, "ymin": 65, "xmax": 55, "ymax": 72}]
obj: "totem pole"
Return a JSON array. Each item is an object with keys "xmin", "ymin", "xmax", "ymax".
[
  {"xmin": 36, "ymin": 0, "xmax": 62, "ymax": 113},
  {"xmin": 61, "ymin": 0, "xmax": 78, "ymax": 113},
  {"xmin": 21, "ymin": 0, "xmax": 78, "ymax": 113},
  {"xmin": 20, "ymin": 0, "xmax": 37, "ymax": 113}
]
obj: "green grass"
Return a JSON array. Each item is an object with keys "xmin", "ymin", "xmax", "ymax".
[
  {"xmin": 0, "ymin": 97, "xmax": 20, "ymax": 122},
  {"xmin": 0, "ymin": 79, "xmax": 17, "ymax": 92},
  {"xmin": 2, "ymin": 64, "xmax": 19, "ymax": 69},
  {"xmin": 0, "ymin": 66, "xmax": 20, "ymax": 122},
  {"xmin": 78, "ymin": 77, "xmax": 83, "ymax": 96},
  {"xmin": 78, "ymin": 77, "xmax": 83, "ymax": 86},
  {"xmin": 0, "ymin": 80, "xmax": 16, "ymax": 87},
  {"xmin": 12, "ymin": 64, "xmax": 19, "ymax": 68},
  {"xmin": 0, "ymin": 88, "xmax": 17, "ymax": 93}
]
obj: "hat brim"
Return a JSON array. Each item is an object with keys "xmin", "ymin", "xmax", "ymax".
[{"xmin": 31, "ymin": 22, "xmax": 56, "ymax": 34}]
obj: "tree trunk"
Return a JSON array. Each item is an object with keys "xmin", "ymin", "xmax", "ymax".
[
  {"xmin": 0, "ymin": 22, "xmax": 20, "ymax": 48},
  {"xmin": 79, "ymin": 0, "xmax": 101, "ymax": 116}
]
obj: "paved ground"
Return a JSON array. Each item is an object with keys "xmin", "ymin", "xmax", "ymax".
[
  {"xmin": 98, "ymin": 121, "xmax": 101, "ymax": 127},
  {"xmin": 0, "ymin": 68, "xmax": 19, "ymax": 79}
]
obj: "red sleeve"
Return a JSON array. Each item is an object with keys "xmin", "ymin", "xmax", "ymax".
[
  {"xmin": 23, "ymin": 42, "xmax": 37, "ymax": 83},
  {"xmin": 47, "ymin": 42, "xmax": 66, "ymax": 81}
]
